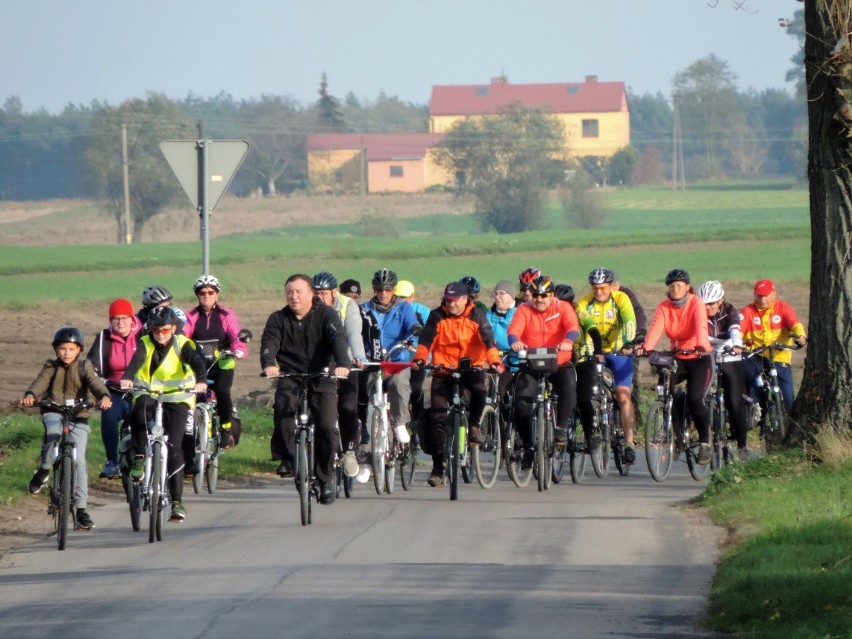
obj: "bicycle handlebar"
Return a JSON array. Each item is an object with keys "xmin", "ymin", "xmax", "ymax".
[
  {"xmin": 261, "ymin": 369, "xmax": 349, "ymax": 381},
  {"xmin": 742, "ymin": 342, "xmax": 803, "ymax": 357},
  {"xmin": 38, "ymin": 399, "xmax": 96, "ymax": 414}
]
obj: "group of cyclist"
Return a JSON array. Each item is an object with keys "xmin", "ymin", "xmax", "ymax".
[{"xmin": 20, "ymin": 265, "xmax": 807, "ymax": 526}]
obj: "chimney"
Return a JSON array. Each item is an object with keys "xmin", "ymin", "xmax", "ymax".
[
  {"xmin": 585, "ymin": 75, "xmax": 598, "ymax": 83},
  {"xmin": 491, "ymin": 75, "xmax": 508, "ymax": 85}
]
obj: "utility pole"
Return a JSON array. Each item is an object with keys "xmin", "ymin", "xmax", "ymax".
[
  {"xmin": 121, "ymin": 124, "xmax": 132, "ymax": 243},
  {"xmin": 671, "ymin": 98, "xmax": 685, "ymax": 191}
]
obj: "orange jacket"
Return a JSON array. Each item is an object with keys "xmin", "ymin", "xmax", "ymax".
[
  {"xmin": 414, "ymin": 302, "xmax": 501, "ymax": 369},
  {"xmin": 739, "ymin": 300, "xmax": 805, "ymax": 364},
  {"xmin": 507, "ymin": 299, "xmax": 580, "ymax": 365},
  {"xmin": 643, "ymin": 293, "xmax": 711, "ymax": 359}
]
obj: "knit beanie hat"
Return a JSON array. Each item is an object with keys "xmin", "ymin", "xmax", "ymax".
[{"xmin": 109, "ymin": 298, "xmax": 135, "ymax": 319}]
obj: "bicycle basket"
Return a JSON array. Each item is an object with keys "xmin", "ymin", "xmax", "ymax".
[
  {"xmin": 648, "ymin": 352, "xmax": 674, "ymax": 370},
  {"xmin": 195, "ymin": 339, "xmax": 218, "ymax": 361},
  {"xmin": 522, "ymin": 348, "xmax": 559, "ymax": 375}
]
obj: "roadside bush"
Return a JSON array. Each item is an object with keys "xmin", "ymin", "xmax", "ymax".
[
  {"xmin": 357, "ymin": 210, "xmax": 405, "ymax": 238},
  {"xmin": 560, "ymin": 170, "xmax": 608, "ymax": 229}
]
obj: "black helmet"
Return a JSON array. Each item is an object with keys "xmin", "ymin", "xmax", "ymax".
[
  {"xmin": 147, "ymin": 306, "xmax": 179, "ymax": 328},
  {"xmin": 554, "ymin": 284, "xmax": 575, "ymax": 303},
  {"xmin": 518, "ymin": 267, "xmax": 541, "ymax": 291},
  {"xmin": 312, "ymin": 271, "xmax": 338, "ymax": 291},
  {"xmin": 460, "ymin": 275, "xmax": 481, "ymax": 295},
  {"xmin": 664, "ymin": 268, "xmax": 691, "ymax": 286},
  {"xmin": 141, "ymin": 285, "xmax": 173, "ymax": 308},
  {"xmin": 588, "ymin": 268, "xmax": 615, "ymax": 286},
  {"xmin": 530, "ymin": 275, "xmax": 555, "ymax": 296},
  {"xmin": 52, "ymin": 326, "xmax": 84, "ymax": 348},
  {"xmin": 371, "ymin": 269, "xmax": 398, "ymax": 290}
]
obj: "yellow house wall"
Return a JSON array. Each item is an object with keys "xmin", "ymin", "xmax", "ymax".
[
  {"xmin": 368, "ymin": 159, "xmax": 425, "ymax": 193},
  {"xmin": 308, "ymin": 148, "xmax": 360, "ymax": 191}
]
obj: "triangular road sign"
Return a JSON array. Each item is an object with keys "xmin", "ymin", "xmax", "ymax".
[{"xmin": 160, "ymin": 139, "xmax": 249, "ymax": 211}]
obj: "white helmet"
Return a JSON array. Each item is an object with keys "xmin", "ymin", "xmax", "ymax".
[
  {"xmin": 698, "ymin": 280, "xmax": 725, "ymax": 304},
  {"xmin": 193, "ymin": 274, "xmax": 220, "ymax": 293}
]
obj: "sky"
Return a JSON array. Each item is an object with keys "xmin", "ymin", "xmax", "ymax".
[{"xmin": 1, "ymin": 0, "xmax": 802, "ymax": 114}]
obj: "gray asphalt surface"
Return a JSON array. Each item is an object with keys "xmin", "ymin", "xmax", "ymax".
[{"xmin": 0, "ymin": 455, "xmax": 725, "ymax": 639}]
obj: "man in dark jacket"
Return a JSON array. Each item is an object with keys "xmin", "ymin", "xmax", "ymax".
[{"xmin": 260, "ymin": 273, "xmax": 352, "ymax": 504}]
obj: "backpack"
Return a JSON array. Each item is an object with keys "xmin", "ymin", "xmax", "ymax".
[{"xmin": 360, "ymin": 306, "xmax": 383, "ymax": 362}]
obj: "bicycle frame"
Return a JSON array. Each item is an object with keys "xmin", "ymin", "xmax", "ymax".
[{"xmin": 743, "ymin": 342, "xmax": 797, "ymax": 451}]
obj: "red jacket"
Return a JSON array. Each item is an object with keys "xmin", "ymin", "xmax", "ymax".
[
  {"xmin": 507, "ymin": 299, "xmax": 580, "ymax": 365},
  {"xmin": 643, "ymin": 293, "xmax": 711, "ymax": 358}
]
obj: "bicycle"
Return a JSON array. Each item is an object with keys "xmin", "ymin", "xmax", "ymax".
[
  {"xmin": 37, "ymin": 400, "xmax": 94, "ymax": 550},
  {"xmin": 472, "ymin": 370, "xmax": 502, "ymax": 488},
  {"xmin": 742, "ymin": 342, "xmax": 800, "ymax": 453},
  {"xmin": 642, "ymin": 350, "xmax": 709, "ymax": 482},
  {"xmin": 587, "ymin": 359, "xmax": 631, "ymax": 478},
  {"xmin": 264, "ymin": 369, "xmax": 342, "ymax": 526},
  {"xmin": 192, "ymin": 329, "xmax": 252, "ymax": 495},
  {"xmin": 706, "ymin": 344, "xmax": 736, "ymax": 469}
]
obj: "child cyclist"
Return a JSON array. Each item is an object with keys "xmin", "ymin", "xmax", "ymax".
[
  {"xmin": 20, "ymin": 327, "xmax": 112, "ymax": 530},
  {"xmin": 120, "ymin": 306, "xmax": 207, "ymax": 522}
]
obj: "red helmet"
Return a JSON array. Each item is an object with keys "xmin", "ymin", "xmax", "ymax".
[{"xmin": 518, "ymin": 267, "xmax": 541, "ymax": 291}]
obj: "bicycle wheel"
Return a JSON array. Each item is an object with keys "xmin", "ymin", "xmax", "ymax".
[
  {"xmin": 57, "ymin": 453, "xmax": 72, "ymax": 550},
  {"xmin": 384, "ymin": 435, "xmax": 396, "ymax": 495},
  {"xmin": 370, "ymin": 410, "xmax": 386, "ymax": 496},
  {"xmin": 206, "ymin": 432, "xmax": 220, "ymax": 494},
  {"xmin": 448, "ymin": 412, "xmax": 460, "ymax": 501},
  {"xmin": 551, "ymin": 424, "xmax": 569, "ymax": 485},
  {"xmin": 764, "ymin": 391, "xmax": 785, "ymax": 453},
  {"xmin": 569, "ymin": 421, "xmax": 588, "ymax": 483},
  {"xmin": 296, "ymin": 429, "xmax": 311, "ymax": 526},
  {"xmin": 590, "ymin": 404, "xmax": 607, "ymax": 478},
  {"xmin": 612, "ymin": 409, "xmax": 630, "ymax": 477},
  {"xmin": 124, "ymin": 474, "xmax": 142, "ymax": 532},
  {"xmin": 534, "ymin": 405, "xmax": 547, "ymax": 492},
  {"xmin": 400, "ymin": 438, "xmax": 418, "ymax": 491},
  {"xmin": 542, "ymin": 406, "xmax": 553, "ymax": 491},
  {"xmin": 505, "ymin": 425, "xmax": 533, "ymax": 488},
  {"xmin": 473, "ymin": 405, "xmax": 501, "ymax": 488},
  {"xmin": 149, "ymin": 442, "xmax": 162, "ymax": 543},
  {"xmin": 191, "ymin": 407, "xmax": 206, "ymax": 494},
  {"xmin": 343, "ymin": 471, "xmax": 353, "ymax": 498},
  {"xmin": 709, "ymin": 400, "xmax": 724, "ymax": 470},
  {"xmin": 685, "ymin": 412, "xmax": 710, "ymax": 481},
  {"xmin": 645, "ymin": 404, "xmax": 674, "ymax": 482}
]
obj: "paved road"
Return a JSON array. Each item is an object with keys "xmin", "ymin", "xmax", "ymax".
[{"xmin": 0, "ymin": 457, "xmax": 724, "ymax": 639}]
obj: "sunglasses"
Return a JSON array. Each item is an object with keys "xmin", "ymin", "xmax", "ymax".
[
  {"xmin": 197, "ymin": 289, "xmax": 217, "ymax": 296},
  {"xmin": 532, "ymin": 292, "xmax": 552, "ymax": 299},
  {"xmin": 151, "ymin": 327, "xmax": 174, "ymax": 335}
]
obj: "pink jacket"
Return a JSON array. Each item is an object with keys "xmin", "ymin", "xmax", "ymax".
[{"xmin": 86, "ymin": 316, "xmax": 142, "ymax": 382}]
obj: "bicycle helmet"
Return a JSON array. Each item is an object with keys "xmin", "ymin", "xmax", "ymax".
[
  {"xmin": 172, "ymin": 307, "xmax": 187, "ymax": 327},
  {"xmin": 312, "ymin": 271, "xmax": 338, "ymax": 291},
  {"xmin": 588, "ymin": 268, "xmax": 615, "ymax": 286},
  {"xmin": 698, "ymin": 280, "xmax": 725, "ymax": 303},
  {"xmin": 371, "ymin": 269, "xmax": 398, "ymax": 290},
  {"xmin": 52, "ymin": 326, "xmax": 84, "ymax": 348},
  {"xmin": 554, "ymin": 284, "xmax": 575, "ymax": 303},
  {"xmin": 664, "ymin": 268, "xmax": 691, "ymax": 285},
  {"xmin": 147, "ymin": 306, "xmax": 179, "ymax": 328},
  {"xmin": 529, "ymin": 275, "xmax": 555, "ymax": 296},
  {"xmin": 395, "ymin": 280, "xmax": 415, "ymax": 298},
  {"xmin": 518, "ymin": 267, "xmax": 541, "ymax": 290},
  {"xmin": 141, "ymin": 285, "xmax": 173, "ymax": 308},
  {"xmin": 193, "ymin": 274, "xmax": 220, "ymax": 293},
  {"xmin": 459, "ymin": 276, "xmax": 481, "ymax": 295}
]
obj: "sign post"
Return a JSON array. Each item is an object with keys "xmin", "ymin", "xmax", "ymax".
[{"xmin": 160, "ymin": 139, "xmax": 249, "ymax": 274}]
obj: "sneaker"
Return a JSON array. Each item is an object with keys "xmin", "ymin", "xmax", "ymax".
[
  {"xmin": 427, "ymin": 472, "xmax": 444, "ymax": 488},
  {"xmin": 76, "ymin": 509, "xmax": 95, "ymax": 530},
  {"xmin": 170, "ymin": 501, "xmax": 187, "ymax": 522},
  {"xmin": 28, "ymin": 468, "xmax": 50, "ymax": 494},
  {"xmin": 130, "ymin": 455, "xmax": 145, "ymax": 482},
  {"xmin": 342, "ymin": 451, "xmax": 359, "ymax": 478},
  {"xmin": 99, "ymin": 462, "xmax": 121, "ymax": 479},
  {"xmin": 697, "ymin": 443, "xmax": 712, "ymax": 465},
  {"xmin": 554, "ymin": 427, "xmax": 568, "ymax": 444},
  {"xmin": 220, "ymin": 427, "xmax": 235, "ymax": 450},
  {"xmin": 622, "ymin": 445, "xmax": 636, "ymax": 465},
  {"xmin": 521, "ymin": 449, "xmax": 535, "ymax": 470},
  {"xmin": 468, "ymin": 426, "xmax": 484, "ymax": 444},
  {"xmin": 320, "ymin": 481, "xmax": 336, "ymax": 504},
  {"xmin": 276, "ymin": 461, "xmax": 293, "ymax": 478}
]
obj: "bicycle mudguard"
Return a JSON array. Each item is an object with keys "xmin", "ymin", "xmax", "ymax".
[{"xmin": 380, "ymin": 361, "xmax": 412, "ymax": 376}]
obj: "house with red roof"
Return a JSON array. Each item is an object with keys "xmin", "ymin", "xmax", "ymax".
[{"xmin": 430, "ymin": 75, "xmax": 629, "ymax": 158}]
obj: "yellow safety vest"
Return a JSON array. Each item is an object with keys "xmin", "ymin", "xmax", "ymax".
[{"xmin": 133, "ymin": 334, "xmax": 196, "ymax": 406}]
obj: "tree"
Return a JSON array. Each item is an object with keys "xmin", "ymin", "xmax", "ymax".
[
  {"xmin": 608, "ymin": 146, "xmax": 640, "ymax": 185},
  {"xmin": 83, "ymin": 93, "xmax": 194, "ymax": 242},
  {"xmin": 315, "ymin": 73, "xmax": 345, "ymax": 132},
  {"xmin": 789, "ymin": 2, "xmax": 852, "ymax": 439},
  {"xmin": 432, "ymin": 104, "xmax": 567, "ymax": 233}
]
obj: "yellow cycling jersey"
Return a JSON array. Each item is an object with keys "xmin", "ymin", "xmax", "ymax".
[
  {"xmin": 575, "ymin": 290, "xmax": 636, "ymax": 359},
  {"xmin": 133, "ymin": 334, "xmax": 197, "ymax": 405}
]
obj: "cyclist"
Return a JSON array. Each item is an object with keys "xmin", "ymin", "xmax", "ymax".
[
  {"xmin": 260, "ymin": 274, "xmax": 352, "ymax": 505},
  {"xmin": 554, "ymin": 283, "xmax": 575, "ymax": 305},
  {"xmin": 575, "ymin": 268, "xmax": 638, "ymax": 463},
  {"xmin": 183, "ymin": 275, "xmax": 249, "ymax": 456},
  {"xmin": 637, "ymin": 269, "xmax": 713, "ymax": 465},
  {"xmin": 485, "ymin": 279, "xmax": 519, "ymax": 400},
  {"xmin": 611, "ymin": 272, "xmax": 648, "ymax": 430},
  {"xmin": 517, "ymin": 267, "xmax": 541, "ymax": 304},
  {"xmin": 739, "ymin": 279, "xmax": 807, "ymax": 413},
  {"xmin": 313, "ymin": 271, "xmax": 367, "ymax": 479},
  {"xmin": 21, "ymin": 327, "xmax": 112, "ymax": 530},
  {"xmin": 137, "ymin": 285, "xmax": 187, "ymax": 335},
  {"xmin": 699, "ymin": 280, "xmax": 751, "ymax": 460},
  {"xmin": 412, "ymin": 281, "xmax": 504, "ymax": 487},
  {"xmin": 339, "ymin": 279, "xmax": 362, "ymax": 303},
  {"xmin": 395, "ymin": 279, "xmax": 430, "ymax": 423},
  {"xmin": 508, "ymin": 275, "xmax": 580, "ymax": 469},
  {"xmin": 87, "ymin": 298, "xmax": 141, "ymax": 479},
  {"xmin": 362, "ymin": 269, "xmax": 422, "ymax": 439},
  {"xmin": 460, "ymin": 275, "xmax": 488, "ymax": 313},
  {"xmin": 120, "ymin": 306, "xmax": 208, "ymax": 522}
]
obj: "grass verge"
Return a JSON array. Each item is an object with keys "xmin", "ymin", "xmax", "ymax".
[{"xmin": 698, "ymin": 449, "xmax": 852, "ymax": 638}]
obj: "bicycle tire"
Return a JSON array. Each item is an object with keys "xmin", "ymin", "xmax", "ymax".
[
  {"xmin": 600, "ymin": 406, "xmax": 612, "ymax": 476},
  {"xmin": 192, "ymin": 407, "xmax": 207, "ymax": 495},
  {"xmin": 534, "ymin": 405, "xmax": 547, "ymax": 492},
  {"xmin": 505, "ymin": 425, "xmax": 533, "ymax": 488},
  {"xmin": 764, "ymin": 391, "xmax": 785, "ymax": 453},
  {"xmin": 206, "ymin": 433, "xmax": 220, "ymax": 494},
  {"xmin": 612, "ymin": 407, "xmax": 630, "ymax": 477},
  {"xmin": 296, "ymin": 429, "xmax": 311, "ymax": 526},
  {"xmin": 400, "ymin": 440, "xmax": 418, "ymax": 491},
  {"xmin": 343, "ymin": 471, "xmax": 353, "ymax": 498},
  {"xmin": 57, "ymin": 452, "xmax": 72, "ymax": 551},
  {"xmin": 125, "ymin": 475, "xmax": 142, "ymax": 532},
  {"xmin": 543, "ymin": 405, "xmax": 554, "ymax": 490},
  {"xmin": 709, "ymin": 399, "xmax": 725, "ymax": 470},
  {"xmin": 685, "ymin": 411, "xmax": 710, "ymax": 481},
  {"xmin": 590, "ymin": 403, "xmax": 607, "ymax": 478},
  {"xmin": 473, "ymin": 405, "xmax": 501, "ymax": 488},
  {"xmin": 370, "ymin": 410, "xmax": 386, "ymax": 496},
  {"xmin": 384, "ymin": 436, "xmax": 396, "ymax": 495},
  {"xmin": 448, "ymin": 412, "xmax": 460, "ymax": 501},
  {"xmin": 149, "ymin": 441, "xmax": 162, "ymax": 543},
  {"xmin": 645, "ymin": 404, "xmax": 674, "ymax": 482}
]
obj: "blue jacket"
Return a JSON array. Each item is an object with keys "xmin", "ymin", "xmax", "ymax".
[
  {"xmin": 363, "ymin": 297, "xmax": 421, "ymax": 362},
  {"xmin": 486, "ymin": 304, "xmax": 519, "ymax": 370}
]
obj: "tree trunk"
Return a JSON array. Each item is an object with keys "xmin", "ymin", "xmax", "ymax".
[
  {"xmin": 789, "ymin": 1, "xmax": 852, "ymax": 440},
  {"xmin": 132, "ymin": 217, "xmax": 145, "ymax": 243}
]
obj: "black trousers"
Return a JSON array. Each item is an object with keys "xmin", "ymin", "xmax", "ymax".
[
  {"xmin": 511, "ymin": 366, "xmax": 576, "ymax": 449},
  {"xmin": 428, "ymin": 370, "xmax": 488, "ymax": 471}
]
